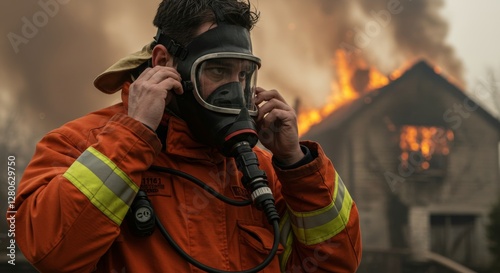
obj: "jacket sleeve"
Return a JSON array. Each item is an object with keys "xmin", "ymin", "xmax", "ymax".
[
  {"xmin": 12, "ymin": 113, "xmax": 161, "ymax": 273},
  {"xmin": 273, "ymin": 141, "xmax": 362, "ymax": 273}
]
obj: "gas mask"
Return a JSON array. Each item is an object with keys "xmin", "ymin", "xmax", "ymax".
[{"xmin": 157, "ymin": 24, "xmax": 261, "ymax": 156}]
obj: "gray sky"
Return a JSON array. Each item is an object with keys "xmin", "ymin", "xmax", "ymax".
[{"xmin": 443, "ymin": 0, "xmax": 500, "ymax": 95}]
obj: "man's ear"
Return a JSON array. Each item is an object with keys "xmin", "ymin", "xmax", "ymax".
[{"xmin": 151, "ymin": 44, "xmax": 175, "ymax": 67}]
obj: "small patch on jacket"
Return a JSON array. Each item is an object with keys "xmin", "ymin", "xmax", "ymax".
[
  {"xmin": 231, "ymin": 185, "xmax": 249, "ymax": 199},
  {"xmin": 141, "ymin": 177, "xmax": 171, "ymax": 196}
]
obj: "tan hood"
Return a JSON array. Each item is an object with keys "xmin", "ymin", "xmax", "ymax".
[{"xmin": 93, "ymin": 42, "xmax": 154, "ymax": 94}]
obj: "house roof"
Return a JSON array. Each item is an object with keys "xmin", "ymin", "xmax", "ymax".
[{"xmin": 302, "ymin": 60, "xmax": 500, "ymax": 138}]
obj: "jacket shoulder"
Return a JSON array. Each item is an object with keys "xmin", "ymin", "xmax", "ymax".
[{"xmin": 48, "ymin": 103, "xmax": 124, "ymax": 150}]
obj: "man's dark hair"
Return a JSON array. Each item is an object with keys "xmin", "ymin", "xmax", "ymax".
[{"xmin": 153, "ymin": 0, "xmax": 259, "ymax": 46}]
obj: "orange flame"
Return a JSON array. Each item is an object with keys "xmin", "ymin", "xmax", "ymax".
[
  {"xmin": 389, "ymin": 61, "xmax": 415, "ymax": 81},
  {"xmin": 297, "ymin": 50, "xmax": 442, "ymax": 136},
  {"xmin": 368, "ymin": 68, "xmax": 390, "ymax": 90},
  {"xmin": 399, "ymin": 126, "xmax": 454, "ymax": 171},
  {"xmin": 298, "ymin": 50, "xmax": 395, "ymax": 136},
  {"xmin": 297, "ymin": 50, "xmax": 360, "ymax": 135}
]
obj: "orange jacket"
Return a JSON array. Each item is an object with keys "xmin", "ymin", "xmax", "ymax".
[{"xmin": 13, "ymin": 83, "xmax": 361, "ymax": 272}]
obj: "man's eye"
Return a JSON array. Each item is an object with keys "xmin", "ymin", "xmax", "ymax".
[
  {"xmin": 210, "ymin": 67, "xmax": 224, "ymax": 75},
  {"xmin": 206, "ymin": 67, "xmax": 228, "ymax": 80},
  {"xmin": 203, "ymin": 67, "xmax": 225, "ymax": 81}
]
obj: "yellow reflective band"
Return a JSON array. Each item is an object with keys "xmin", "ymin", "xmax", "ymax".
[
  {"xmin": 279, "ymin": 212, "xmax": 293, "ymax": 271},
  {"xmin": 63, "ymin": 147, "xmax": 138, "ymax": 225},
  {"xmin": 86, "ymin": 147, "xmax": 139, "ymax": 194},
  {"xmin": 288, "ymin": 173, "xmax": 353, "ymax": 245}
]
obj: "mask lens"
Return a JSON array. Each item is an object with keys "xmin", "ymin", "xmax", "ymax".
[{"xmin": 195, "ymin": 58, "xmax": 258, "ymax": 113}]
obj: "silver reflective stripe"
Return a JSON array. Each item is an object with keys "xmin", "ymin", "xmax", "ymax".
[{"xmin": 77, "ymin": 148, "xmax": 137, "ymax": 206}]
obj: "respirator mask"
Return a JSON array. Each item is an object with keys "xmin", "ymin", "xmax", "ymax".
[{"xmin": 156, "ymin": 24, "xmax": 261, "ymax": 156}]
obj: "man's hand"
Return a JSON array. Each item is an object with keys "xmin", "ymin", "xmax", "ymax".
[
  {"xmin": 128, "ymin": 66, "xmax": 183, "ymax": 130},
  {"xmin": 255, "ymin": 87, "xmax": 304, "ymax": 165}
]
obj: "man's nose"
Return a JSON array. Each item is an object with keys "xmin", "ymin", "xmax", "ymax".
[{"xmin": 229, "ymin": 72, "xmax": 241, "ymax": 82}]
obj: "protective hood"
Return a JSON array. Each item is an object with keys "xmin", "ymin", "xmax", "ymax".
[{"xmin": 93, "ymin": 42, "xmax": 153, "ymax": 94}]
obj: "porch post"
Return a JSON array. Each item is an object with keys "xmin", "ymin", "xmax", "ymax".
[{"xmin": 408, "ymin": 206, "xmax": 430, "ymax": 261}]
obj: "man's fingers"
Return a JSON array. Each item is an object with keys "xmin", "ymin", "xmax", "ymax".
[
  {"xmin": 254, "ymin": 87, "xmax": 286, "ymax": 105},
  {"xmin": 258, "ymin": 108, "xmax": 293, "ymax": 131},
  {"xmin": 135, "ymin": 66, "xmax": 159, "ymax": 82},
  {"xmin": 135, "ymin": 66, "xmax": 181, "ymax": 83},
  {"xmin": 132, "ymin": 66, "xmax": 183, "ymax": 96},
  {"xmin": 148, "ymin": 67, "xmax": 182, "ymax": 84},
  {"xmin": 156, "ymin": 78, "xmax": 184, "ymax": 95},
  {"xmin": 257, "ymin": 98, "xmax": 293, "ymax": 120}
]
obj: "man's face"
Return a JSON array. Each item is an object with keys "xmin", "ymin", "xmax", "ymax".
[
  {"xmin": 197, "ymin": 58, "xmax": 256, "ymax": 100},
  {"xmin": 177, "ymin": 22, "xmax": 261, "ymax": 114}
]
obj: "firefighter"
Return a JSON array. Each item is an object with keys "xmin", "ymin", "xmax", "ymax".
[{"xmin": 12, "ymin": 0, "xmax": 362, "ymax": 272}]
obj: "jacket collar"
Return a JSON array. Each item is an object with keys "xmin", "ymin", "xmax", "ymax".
[{"xmin": 164, "ymin": 116, "xmax": 226, "ymax": 164}]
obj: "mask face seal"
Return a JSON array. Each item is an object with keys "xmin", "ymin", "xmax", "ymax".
[{"xmin": 193, "ymin": 54, "xmax": 259, "ymax": 116}]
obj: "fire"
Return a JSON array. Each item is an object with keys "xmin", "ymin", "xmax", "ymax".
[
  {"xmin": 296, "ymin": 50, "xmax": 443, "ymax": 136},
  {"xmin": 297, "ymin": 50, "xmax": 360, "ymax": 135},
  {"xmin": 399, "ymin": 126, "xmax": 454, "ymax": 171},
  {"xmin": 389, "ymin": 61, "xmax": 415, "ymax": 81},
  {"xmin": 389, "ymin": 68, "xmax": 404, "ymax": 81},
  {"xmin": 334, "ymin": 50, "xmax": 360, "ymax": 102},
  {"xmin": 367, "ymin": 68, "xmax": 389, "ymax": 90},
  {"xmin": 298, "ymin": 49, "xmax": 395, "ymax": 136}
]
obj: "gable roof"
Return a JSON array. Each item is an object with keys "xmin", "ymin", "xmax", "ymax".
[{"xmin": 303, "ymin": 60, "xmax": 500, "ymax": 138}]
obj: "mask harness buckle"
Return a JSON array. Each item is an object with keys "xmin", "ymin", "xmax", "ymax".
[{"xmin": 153, "ymin": 29, "xmax": 188, "ymax": 60}]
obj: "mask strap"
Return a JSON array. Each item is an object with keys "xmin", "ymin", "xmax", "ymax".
[
  {"xmin": 153, "ymin": 29, "xmax": 188, "ymax": 60},
  {"xmin": 210, "ymin": 2, "xmax": 226, "ymax": 24}
]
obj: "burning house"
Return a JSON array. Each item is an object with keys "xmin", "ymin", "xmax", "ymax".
[{"xmin": 301, "ymin": 60, "xmax": 500, "ymax": 271}]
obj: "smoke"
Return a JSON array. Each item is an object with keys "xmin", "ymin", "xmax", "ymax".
[
  {"xmin": 250, "ymin": 0, "xmax": 350, "ymax": 107},
  {"xmin": 1, "ymin": 1, "xmax": 159, "ymax": 130},
  {"xmin": 383, "ymin": 0, "xmax": 463, "ymax": 83},
  {"xmin": 251, "ymin": 0, "xmax": 464, "ymax": 107},
  {"xmin": 0, "ymin": 0, "xmax": 463, "ymax": 150}
]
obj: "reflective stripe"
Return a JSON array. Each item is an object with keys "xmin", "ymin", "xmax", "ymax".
[
  {"xmin": 289, "ymin": 177, "xmax": 346, "ymax": 229},
  {"xmin": 79, "ymin": 148, "xmax": 138, "ymax": 205},
  {"xmin": 279, "ymin": 212, "xmax": 293, "ymax": 271},
  {"xmin": 279, "ymin": 212, "xmax": 291, "ymax": 246},
  {"xmin": 63, "ymin": 147, "xmax": 139, "ymax": 225},
  {"xmin": 288, "ymin": 173, "xmax": 353, "ymax": 245}
]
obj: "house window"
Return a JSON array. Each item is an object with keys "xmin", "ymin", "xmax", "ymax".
[{"xmin": 399, "ymin": 125, "xmax": 454, "ymax": 175}]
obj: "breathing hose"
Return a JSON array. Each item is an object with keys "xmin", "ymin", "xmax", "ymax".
[{"xmin": 148, "ymin": 141, "xmax": 280, "ymax": 273}]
